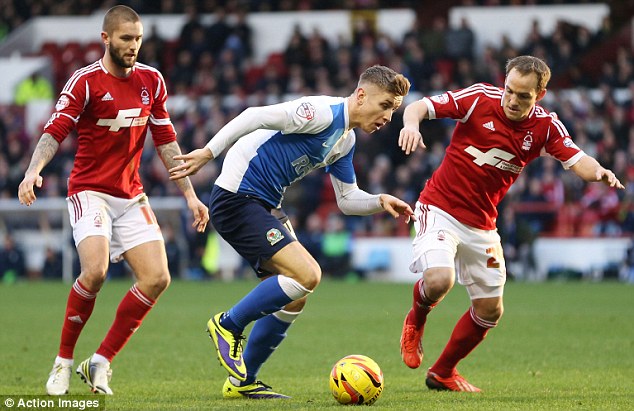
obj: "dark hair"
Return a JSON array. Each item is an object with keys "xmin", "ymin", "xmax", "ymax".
[
  {"xmin": 102, "ymin": 5, "xmax": 140, "ymax": 35},
  {"xmin": 358, "ymin": 65, "xmax": 411, "ymax": 97},
  {"xmin": 506, "ymin": 55, "xmax": 551, "ymax": 93}
]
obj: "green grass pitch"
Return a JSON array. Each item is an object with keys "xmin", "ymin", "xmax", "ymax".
[{"xmin": 1, "ymin": 280, "xmax": 633, "ymax": 410}]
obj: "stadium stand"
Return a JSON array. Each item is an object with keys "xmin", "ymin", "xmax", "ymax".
[{"xmin": 0, "ymin": 1, "xmax": 632, "ymax": 280}]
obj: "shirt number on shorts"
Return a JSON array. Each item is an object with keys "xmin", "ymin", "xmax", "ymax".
[{"xmin": 486, "ymin": 246, "xmax": 502, "ymax": 269}]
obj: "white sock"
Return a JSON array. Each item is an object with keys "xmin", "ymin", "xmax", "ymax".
[
  {"xmin": 91, "ymin": 353, "xmax": 110, "ymax": 366},
  {"xmin": 55, "ymin": 356, "xmax": 73, "ymax": 366}
]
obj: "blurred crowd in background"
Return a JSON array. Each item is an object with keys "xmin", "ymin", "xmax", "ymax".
[{"xmin": 1, "ymin": 0, "xmax": 633, "ymax": 281}]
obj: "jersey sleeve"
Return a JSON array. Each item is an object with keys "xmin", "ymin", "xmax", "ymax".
[
  {"xmin": 280, "ymin": 97, "xmax": 334, "ymax": 135},
  {"xmin": 325, "ymin": 140, "xmax": 356, "ymax": 184},
  {"xmin": 43, "ymin": 72, "xmax": 88, "ymax": 143},
  {"xmin": 148, "ymin": 71, "xmax": 177, "ymax": 146},
  {"xmin": 543, "ymin": 113, "xmax": 585, "ymax": 169},
  {"xmin": 424, "ymin": 83, "xmax": 495, "ymax": 121}
]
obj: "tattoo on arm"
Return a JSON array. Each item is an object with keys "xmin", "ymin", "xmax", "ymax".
[
  {"xmin": 26, "ymin": 133, "xmax": 60, "ymax": 175},
  {"xmin": 157, "ymin": 141, "xmax": 194, "ymax": 194}
]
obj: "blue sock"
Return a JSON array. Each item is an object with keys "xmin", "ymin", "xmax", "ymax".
[
  {"xmin": 243, "ymin": 314, "xmax": 292, "ymax": 384},
  {"xmin": 220, "ymin": 276, "xmax": 294, "ymax": 332}
]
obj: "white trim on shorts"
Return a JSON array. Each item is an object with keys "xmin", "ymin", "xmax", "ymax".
[
  {"xmin": 66, "ymin": 190, "xmax": 164, "ymax": 263},
  {"xmin": 410, "ymin": 202, "xmax": 506, "ymax": 299}
]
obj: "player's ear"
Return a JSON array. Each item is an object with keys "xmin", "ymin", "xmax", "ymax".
[
  {"xmin": 536, "ymin": 88, "xmax": 547, "ymax": 102},
  {"xmin": 356, "ymin": 87, "xmax": 366, "ymax": 105},
  {"xmin": 101, "ymin": 31, "xmax": 109, "ymax": 46}
]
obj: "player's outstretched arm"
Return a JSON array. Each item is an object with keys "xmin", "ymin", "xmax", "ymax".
[
  {"xmin": 158, "ymin": 142, "xmax": 209, "ymax": 232},
  {"xmin": 398, "ymin": 100, "xmax": 428, "ymax": 155},
  {"xmin": 18, "ymin": 133, "xmax": 60, "ymax": 206},
  {"xmin": 570, "ymin": 155, "xmax": 625, "ymax": 189}
]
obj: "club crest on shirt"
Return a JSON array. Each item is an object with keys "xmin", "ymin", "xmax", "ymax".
[
  {"xmin": 296, "ymin": 102, "xmax": 315, "ymax": 120},
  {"xmin": 431, "ymin": 93, "xmax": 449, "ymax": 104},
  {"xmin": 266, "ymin": 228, "xmax": 284, "ymax": 246},
  {"xmin": 522, "ymin": 131, "xmax": 533, "ymax": 151},
  {"xmin": 437, "ymin": 230, "xmax": 446, "ymax": 241},
  {"xmin": 141, "ymin": 87, "xmax": 150, "ymax": 105},
  {"xmin": 55, "ymin": 95, "xmax": 70, "ymax": 111}
]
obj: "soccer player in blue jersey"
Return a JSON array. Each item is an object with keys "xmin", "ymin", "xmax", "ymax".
[{"xmin": 169, "ymin": 65, "xmax": 413, "ymax": 399}]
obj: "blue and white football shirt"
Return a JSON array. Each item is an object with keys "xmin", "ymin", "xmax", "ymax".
[{"xmin": 215, "ymin": 96, "xmax": 356, "ymax": 208}]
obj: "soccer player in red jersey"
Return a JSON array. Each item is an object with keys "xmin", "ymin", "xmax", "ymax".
[
  {"xmin": 397, "ymin": 55, "xmax": 624, "ymax": 392},
  {"xmin": 17, "ymin": 5, "xmax": 209, "ymax": 395}
]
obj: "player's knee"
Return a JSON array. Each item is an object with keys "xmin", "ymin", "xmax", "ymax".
[
  {"xmin": 423, "ymin": 268, "xmax": 454, "ymax": 297},
  {"xmin": 79, "ymin": 264, "xmax": 109, "ymax": 291},
  {"xmin": 473, "ymin": 299, "xmax": 503, "ymax": 323},
  {"xmin": 300, "ymin": 262, "xmax": 322, "ymax": 290},
  {"xmin": 139, "ymin": 271, "xmax": 171, "ymax": 299}
]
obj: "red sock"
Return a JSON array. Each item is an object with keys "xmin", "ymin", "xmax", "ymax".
[
  {"xmin": 96, "ymin": 285, "xmax": 155, "ymax": 362},
  {"xmin": 59, "ymin": 280, "xmax": 97, "ymax": 359},
  {"xmin": 407, "ymin": 278, "xmax": 437, "ymax": 326},
  {"xmin": 430, "ymin": 307, "xmax": 497, "ymax": 377}
]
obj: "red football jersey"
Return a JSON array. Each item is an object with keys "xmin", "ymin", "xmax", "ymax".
[
  {"xmin": 44, "ymin": 59, "xmax": 176, "ymax": 198},
  {"xmin": 419, "ymin": 83, "xmax": 584, "ymax": 229}
]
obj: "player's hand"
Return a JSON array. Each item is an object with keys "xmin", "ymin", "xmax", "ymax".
[
  {"xmin": 18, "ymin": 173, "xmax": 43, "ymax": 206},
  {"xmin": 169, "ymin": 148, "xmax": 214, "ymax": 180},
  {"xmin": 398, "ymin": 126, "xmax": 426, "ymax": 155},
  {"xmin": 379, "ymin": 194, "xmax": 414, "ymax": 223},
  {"xmin": 186, "ymin": 196, "xmax": 209, "ymax": 233},
  {"xmin": 597, "ymin": 168, "xmax": 625, "ymax": 189}
]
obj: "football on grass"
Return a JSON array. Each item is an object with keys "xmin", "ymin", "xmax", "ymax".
[{"xmin": 329, "ymin": 355, "xmax": 384, "ymax": 405}]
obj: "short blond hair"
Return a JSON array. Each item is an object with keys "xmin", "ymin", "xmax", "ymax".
[{"xmin": 358, "ymin": 65, "xmax": 411, "ymax": 97}]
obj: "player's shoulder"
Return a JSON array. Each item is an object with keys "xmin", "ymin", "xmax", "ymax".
[
  {"xmin": 134, "ymin": 62, "xmax": 162, "ymax": 75},
  {"xmin": 62, "ymin": 61, "xmax": 103, "ymax": 93},
  {"xmin": 291, "ymin": 95, "xmax": 345, "ymax": 109},
  {"xmin": 287, "ymin": 95, "xmax": 345, "ymax": 120},
  {"xmin": 134, "ymin": 62, "xmax": 166, "ymax": 81},
  {"xmin": 452, "ymin": 82, "xmax": 503, "ymax": 101}
]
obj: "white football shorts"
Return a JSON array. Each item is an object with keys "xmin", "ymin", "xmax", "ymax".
[
  {"xmin": 66, "ymin": 190, "xmax": 164, "ymax": 262},
  {"xmin": 409, "ymin": 202, "xmax": 506, "ymax": 299}
]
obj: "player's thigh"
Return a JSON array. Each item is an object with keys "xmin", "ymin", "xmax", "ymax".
[
  {"xmin": 110, "ymin": 194, "xmax": 165, "ymax": 264},
  {"xmin": 76, "ymin": 235, "xmax": 110, "ymax": 289},
  {"xmin": 410, "ymin": 204, "xmax": 459, "ymax": 282},
  {"xmin": 457, "ymin": 229, "xmax": 506, "ymax": 298},
  {"xmin": 261, "ymin": 241, "xmax": 321, "ymax": 287},
  {"xmin": 210, "ymin": 187, "xmax": 300, "ymax": 277}
]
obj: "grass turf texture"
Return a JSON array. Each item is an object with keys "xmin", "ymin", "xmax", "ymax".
[{"xmin": 1, "ymin": 280, "xmax": 632, "ymax": 410}]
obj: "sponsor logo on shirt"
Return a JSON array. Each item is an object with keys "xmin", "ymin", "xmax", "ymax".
[
  {"xmin": 296, "ymin": 102, "xmax": 316, "ymax": 120},
  {"xmin": 563, "ymin": 137, "xmax": 579, "ymax": 149},
  {"xmin": 431, "ymin": 93, "xmax": 449, "ymax": 104},
  {"xmin": 464, "ymin": 146, "xmax": 523, "ymax": 174},
  {"xmin": 482, "ymin": 121, "xmax": 495, "ymax": 131},
  {"xmin": 101, "ymin": 92, "xmax": 114, "ymax": 101},
  {"xmin": 96, "ymin": 108, "xmax": 149, "ymax": 131},
  {"xmin": 55, "ymin": 95, "xmax": 70, "ymax": 111}
]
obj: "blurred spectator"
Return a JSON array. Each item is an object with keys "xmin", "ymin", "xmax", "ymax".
[
  {"xmin": 14, "ymin": 73, "xmax": 54, "ymax": 106},
  {"xmin": 445, "ymin": 17, "xmax": 475, "ymax": 61},
  {"xmin": 321, "ymin": 213, "xmax": 353, "ymax": 278},
  {"xmin": 42, "ymin": 247, "xmax": 63, "ymax": 279},
  {"xmin": 0, "ymin": 233, "xmax": 25, "ymax": 281}
]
